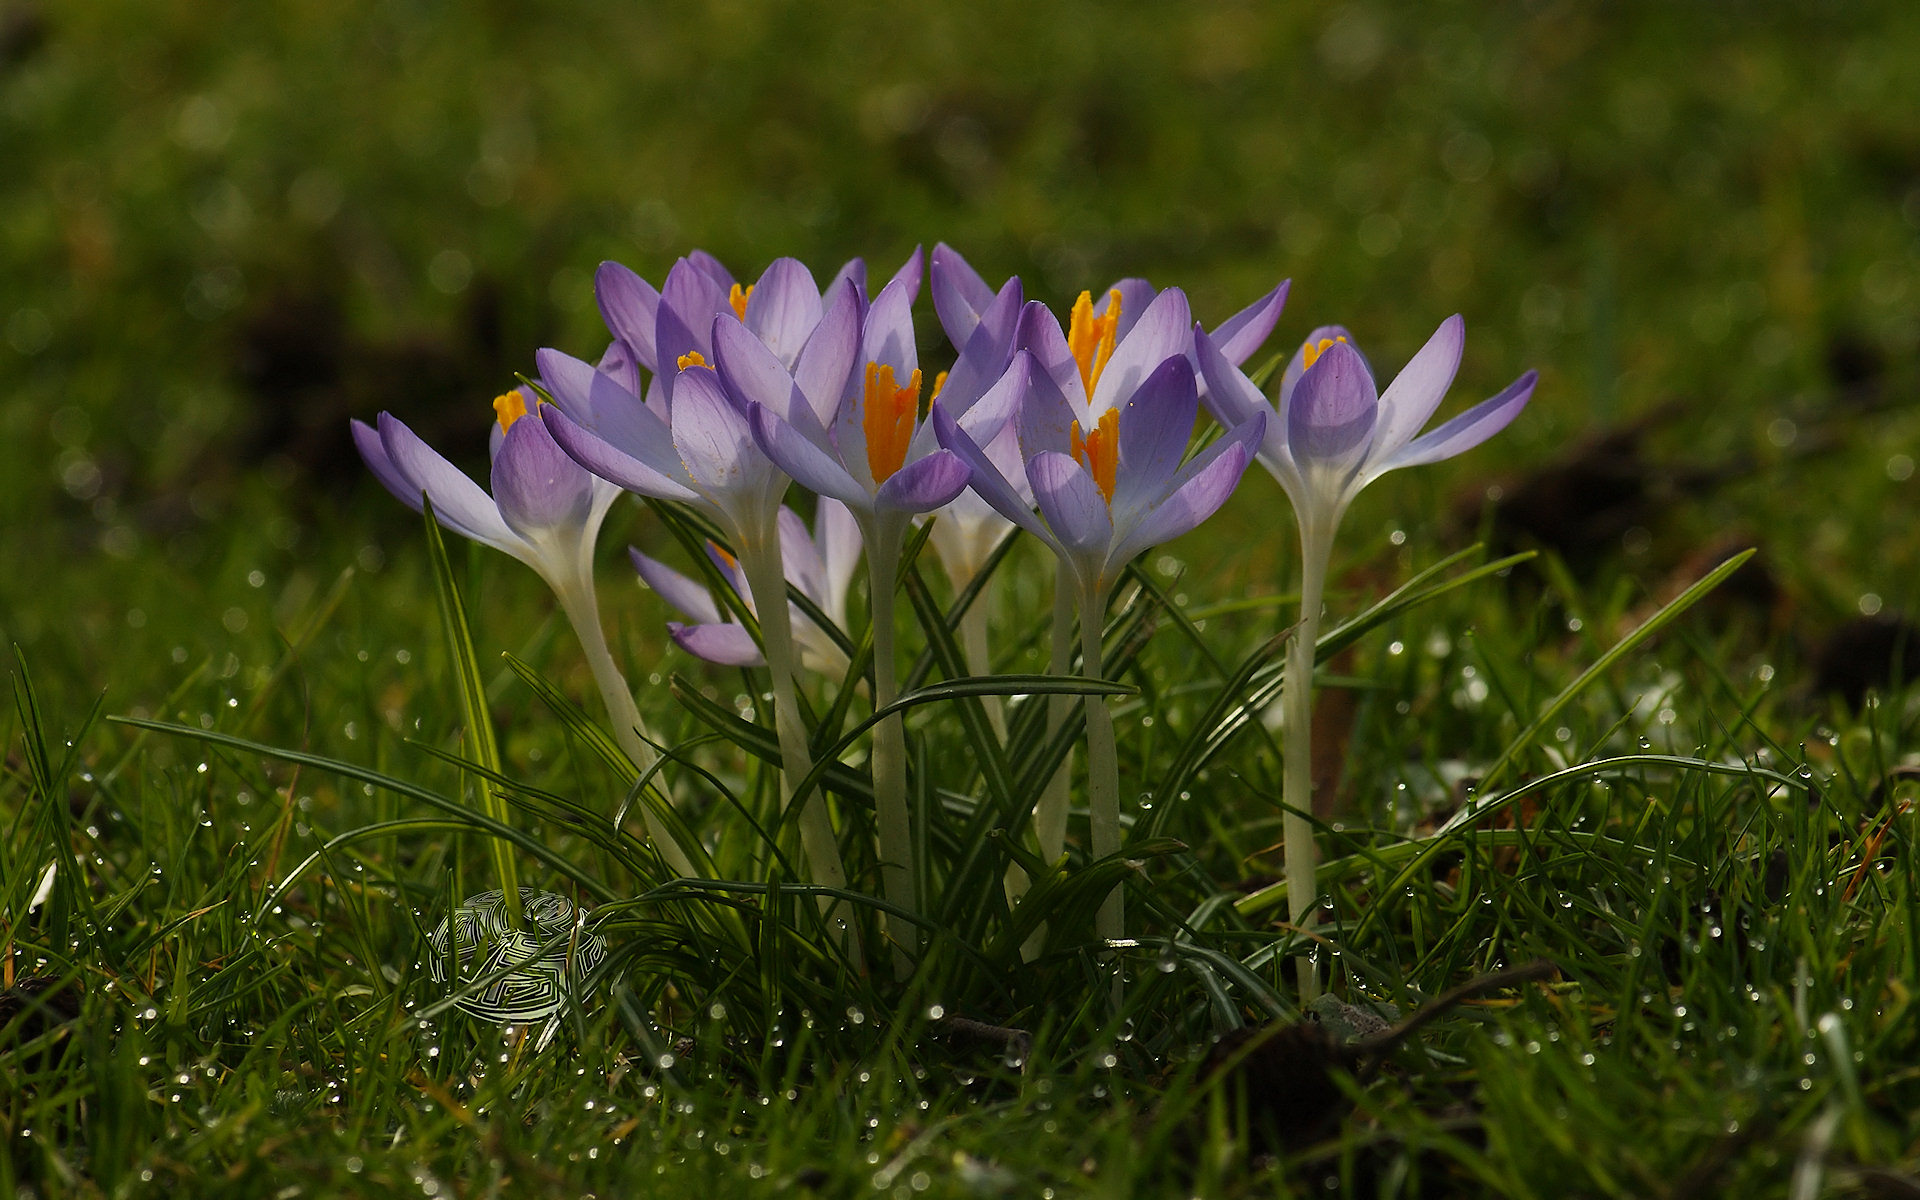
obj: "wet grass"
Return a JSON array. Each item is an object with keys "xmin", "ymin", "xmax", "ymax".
[{"xmin": 5, "ymin": 1, "xmax": 1920, "ymax": 1195}]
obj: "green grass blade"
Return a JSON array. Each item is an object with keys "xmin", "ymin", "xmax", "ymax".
[{"xmin": 420, "ymin": 498, "xmax": 520, "ymax": 924}]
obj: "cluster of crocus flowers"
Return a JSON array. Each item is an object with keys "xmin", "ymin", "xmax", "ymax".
[{"xmin": 354, "ymin": 241, "xmax": 1534, "ymax": 998}]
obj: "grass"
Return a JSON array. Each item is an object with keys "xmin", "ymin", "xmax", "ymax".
[{"xmin": 5, "ymin": 1, "xmax": 1920, "ymax": 1195}]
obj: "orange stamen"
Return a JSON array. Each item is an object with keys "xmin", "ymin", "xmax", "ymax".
[
  {"xmin": 492, "ymin": 390, "xmax": 530, "ymax": 431},
  {"xmin": 676, "ymin": 349, "xmax": 710, "ymax": 371},
  {"xmin": 862, "ymin": 362, "xmax": 922, "ymax": 484},
  {"xmin": 1300, "ymin": 335, "xmax": 1348, "ymax": 371},
  {"xmin": 1070, "ymin": 408, "xmax": 1121, "ymax": 506},
  {"xmin": 930, "ymin": 370, "xmax": 948, "ymax": 401},
  {"xmin": 709, "ymin": 541, "xmax": 739, "ymax": 571},
  {"xmin": 1066, "ymin": 289, "xmax": 1123, "ymax": 399},
  {"xmin": 728, "ymin": 283, "xmax": 753, "ymax": 321}
]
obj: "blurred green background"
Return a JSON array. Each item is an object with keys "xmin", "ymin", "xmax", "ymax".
[{"xmin": 3, "ymin": 0, "xmax": 1917, "ymax": 706}]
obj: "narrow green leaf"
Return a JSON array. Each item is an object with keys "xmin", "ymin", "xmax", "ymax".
[{"xmin": 420, "ymin": 497, "xmax": 520, "ymax": 924}]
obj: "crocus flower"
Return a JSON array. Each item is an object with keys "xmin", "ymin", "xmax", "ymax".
[
  {"xmin": 351, "ymin": 382, "xmax": 696, "ymax": 877},
  {"xmin": 743, "ymin": 276, "xmax": 1003, "ymax": 960},
  {"xmin": 539, "ymin": 260, "xmax": 868, "ymax": 927},
  {"xmin": 935, "ymin": 286, "xmax": 1270, "ymax": 955},
  {"xmin": 1195, "ymin": 315, "xmax": 1537, "ymax": 547},
  {"xmin": 630, "ymin": 499, "xmax": 861, "ymax": 678},
  {"xmin": 944, "ymin": 290, "xmax": 1270, "ymax": 600},
  {"xmin": 1195, "ymin": 311, "xmax": 1537, "ymax": 1001}
]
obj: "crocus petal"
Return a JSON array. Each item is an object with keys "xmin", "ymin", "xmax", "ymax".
[
  {"xmin": 670, "ymin": 368, "xmax": 763, "ymax": 490},
  {"xmin": 542, "ymin": 404, "xmax": 701, "ymax": 504},
  {"xmin": 375, "ymin": 413, "xmax": 518, "ymax": 550},
  {"xmin": 931, "ymin": 399, "xmax": 1058, "ymax": 553},
  {"xmin": 1028, "ymin": 451, "xmax": 1112, "ymax": 556},
  {"xmin": 1207, "ymin": 280, "xmax": 1290, "ymax": 367},
  {"xmin": 686, "ymin": 250, "xmax": 735, "ymax": 289},
  {"xmin": 629, "ymin": 547, "xmax": 724, "ymax": 624},
  {"xmin": 656, "ymin": 258, "xmax": 728, "ymax": 405},
  {"xmin": 748, "ymin": 405, "xmax": 870, "ymax": 509},
  {"xmin": 1103, "ymin": 278, "xmax": 1158, "ymax": 343},
  {"xmin": 1091, "ymin": 287, "xmax": 1193, "ymax": 414},
  {"xmin": 1376, "ymin": 370, "xmax": 1538, "ymax": 474},
  {"xmin": 744, "ymin": 257, "xmax": 822, "ymax": 368},
  {"xmin": 596, "ymin": 261, "xmax": 661, "ymax": 371},
  {"xmin": 934, "ymin": 279, "xmax": 1023, "ymax": 416},
  {"xmin": 887, "ymin": 245, "xmax": 925, "ymax": 302},
  {"xmin": 817, "ymin": 498, "xmax": 862, "ymax": 621},
  {"xmin": 1279, "ymin": 324, "xmax": 1359, "ymax": 409},
  {"xmin": 712, "ymin": 314, "xmax": 826, "ymax": 439},
  {"xmin": 595, "ymin": 338, "xmax": 641, "ymax": 399},
  {"xmin": 1366, "ymin": 314, "xmax": 1464, "ymax": 465},
  {"xmin": 953, "ymin": 351, "xmax": 1028, "ymax": 442},
  {"xmin": 353, "ymin": 418, "xmax": 423, "ymax": 513},
  {"xmin": 1194, "ymin": 326, "xmax": 1299, "ymax": 497},
  {"xmin": 1107, "ymin": 417, "xmax": 1262, "ymax": 573},
  {"xmin": 777, "ymin": 506, "xmax": 827, "ymax": 603},
  {"xmin": 931, "ymin": 243, "xmax": 995, "ymax": 347},
  {"xmin": 1286, "ymin": 341, "xmax": 1378, "ymax": 467},
  {"xmin": 793, "ymin": 278, "xmax": 861, "ymax": 425},
  {"xmin": 1113, "ymin": 356, "xmax": 1200, "ymax": 517},
  {"xmin": 1193, "ymin": 326, "xmax": 1267, "ymax": 430},
  {"xmin": 1015, "ymin": 350, "xmax": 1081, "ymax": 459},
  {"xmin": 1015, "ymin": 301, "xmax": 1086, "ymax": 407},
  {"xmin": 875, "ymin": 449, "xmax": 971, "ymax": 513},
  {"xmin": 825, "ymin": 257, "xmax": 866, "ymax": 304},
  {"xmin": 859, "ymin": 278, "xmax": 918, "ymax": 380},
  {"xmin": 492, "ymin": 413, "xmax": 596, "ymax": 539},
  {"xmin": 536, "ymin": 347, "xmax": 667, "ymax": 459},
  {"xmin": 669, "ymin": 621, "xmax": 766, "ymax": 668}
]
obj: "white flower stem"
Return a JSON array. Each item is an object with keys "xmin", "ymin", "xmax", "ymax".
[
  {"xmin": 556, "ymin": 580, "xmax": 698, "ymax": 881},
  {"xmin": 1034, "ymin": 561, "xmax": 1078, "ymax": 866},
  {"xmin": 864, "ymin": 535, "xmax": 916, "ymax": 977},
  {"xmin": 959, "ymin": 597, "xmax": 1007, "ymax": 742},
  {"xmin": 1078, "ymin": 577, "xmax": 1122, "ymax": 957},
  {"xmin": 1011, "ymin": 561, "xmax": 1076, "ymax": 959},
  {"xmin": 1282, "ymin": 518, "xmax": 1334, "ymax": 1003},
  {"xmin": 739, "ymin": 534, "xmax": 859, "ymax": 961}
]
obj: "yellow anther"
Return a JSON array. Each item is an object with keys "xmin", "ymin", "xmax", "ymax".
[
  {"xmin": 1066, "ymin": 289, "xmax": 1123, "ymax": 399},
  {"xmin": 1070, "ymin": 408, "xmax": 1121, "ymax": 506},
  {"xmin": 676, "ymin": 349, "xmax": 710, "ymax": 371},
  {"xmin": 493, "ymin": 390, "xmax": 530, "ymax": 431},
  {"xmin": 930, "ymin": 370, "xmax": 949, "ymax": 401},
  {"xmin": 1299, "ymin": 335, "xmax": 1348, "ymax": 371},
  {"xmin": 862, "ymin": 362, "xmax": 922, "ymax": 484},
  {"xmin": 728, "ymin": 283, "xmax": 753, "ymax": 321}
]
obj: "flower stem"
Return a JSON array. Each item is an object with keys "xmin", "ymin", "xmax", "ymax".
[
  {"xmin": 739, "ymin": 535, "xmax": 859, "ymax": 962},
  {"xmin": 1282, "ymin": 520, "xmax": 1333, "ymax": 1003},
  {"xmin": 1033, "ymin": 561, "xmax": 1078, "ymax": 866},
  {"xmin": 557, "ymin": 580, "xmax": 698, "ymax": 881},
  {"xmin": 1011, "ymin": 561, "xmax": 1076, "ymax": 960},
  {"xmin": 1078, "ymin": 578, "xmax": 1122, "ymax": 955},
  {"xmin": 865, "ymin": 535, "xmax": 916, "ymax": 976},
  {"xmin": 959, "ymin": 597, "xmax": 1007, "ymax": 742}
]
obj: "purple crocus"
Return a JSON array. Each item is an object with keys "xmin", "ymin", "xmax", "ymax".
[
  {"xmin": 538, "ymin": 258, "xmax": 869, "ymax": 929},
  {"xmin": 351, "ymin": 383, "xmax": 695, "ymax": 877},
  {"xmin": 630, "ymin": 499, "xmax": 861, "ymax": 678},
  {"xmin": 1195, "ymin": 316, "xmax": 1537, "ymax": 545},
  {"xmin": 941, "ymin": 291, "xmax": 1270, "ymax": 599},
  {"xmin": 1195, "ymin": 311, "xmax": 1537, "ymax": 1001},
  {"xmin": 742, "ymin": 274, "xmax": 1011, "ymax": 960},
  {"xmin": 935, "ymin": 288, "xmax": 1269, "ymax": 955}
]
